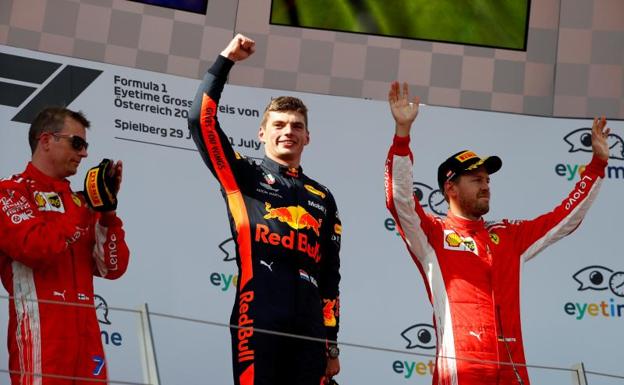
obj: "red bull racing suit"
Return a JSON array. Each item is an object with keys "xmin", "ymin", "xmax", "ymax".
[
  {"xmin": 188, "ymin": 55, "xmax": 341, "ymax": 385},
  {"xmin": 385, "ymin": 135, "xmax": 606, "ymax": 385},
  {"xmin": 0, "ymin": 163, "xmax": 130, "ymax": 385}
]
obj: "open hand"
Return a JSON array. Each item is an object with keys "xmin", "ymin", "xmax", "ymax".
[
  {"xmin": 591, "ymin": 116, "xmax": 611, "ymax": 161},
  {"xmin": 388, "ymin": 81, "xmax": 419, "ymax": 137}
]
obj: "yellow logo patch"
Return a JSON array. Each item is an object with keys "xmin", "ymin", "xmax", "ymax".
[
  {"xmin": 455, "ymin": 151, "xmax": 478, "ymax": 162},
  {"xmin": 304, "ymin": 184, "xmax": 326, "ymax": 199},
  {"xmin": 71, "ymin": 194, "xmax": 82, "ymax": 207}
]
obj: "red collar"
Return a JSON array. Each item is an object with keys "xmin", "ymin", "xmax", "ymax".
[
  {"xmin": 23, "ymin": 162, "xmax": 72, "ymax": 191},
  {"xmin": 445, "ymin": 210, "xmax": 486, "ymax": 233}
]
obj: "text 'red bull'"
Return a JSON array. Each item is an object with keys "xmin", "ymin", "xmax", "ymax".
[
  {"xmin": 254, "ymin": 224, "xmax": 321, "ymax": 262},
  {"xmin": 237, "ymin": 290, "xmax": 254, "ymax": 363}
]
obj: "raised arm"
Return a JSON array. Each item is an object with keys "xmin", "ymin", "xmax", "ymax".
[
  {"xmin": 385, "ymin": 82, "xmax": 438, "ymax": 266},
  {"xmin": 187, "ymin": 34, "xmax": 256, "ymax": 182},
  {"xmin": 514, "ymin": 116, "xmax": 610, "ymax": 261}
]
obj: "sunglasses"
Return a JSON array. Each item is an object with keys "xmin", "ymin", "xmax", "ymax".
[{"xmin": 51, "ymin": 133, "xmax": 89, "ymax": 151}]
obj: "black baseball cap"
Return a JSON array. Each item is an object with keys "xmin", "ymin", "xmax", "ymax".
[{"xmin": 437, "ymin": 150, "xmax": 502, "ymax": 190}]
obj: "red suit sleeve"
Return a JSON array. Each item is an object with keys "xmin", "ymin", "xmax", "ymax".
[
  {"xmin": 92, "ymin": 213, "xmax": 130, "ymax": 279},
  {"xmin": 508, "ymin": 155, "xmax": 607, "ymax": 261}
]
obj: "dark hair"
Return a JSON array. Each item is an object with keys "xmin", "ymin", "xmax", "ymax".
[
  {"xmin": 29, "ymin": 107, "xmax": 90, "ymax": 153},
  {"xmin": 260, "ymin": 96, "xmax": 308, "ymax": 129}
]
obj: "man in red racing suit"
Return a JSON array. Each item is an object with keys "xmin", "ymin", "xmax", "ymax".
[
  {"xmin": 384, "ymin": 82, "xmax": 610, "ymax": 385},
  {"xmin": 188, "ymin": 35, "xmax": 341, "ymax": 385},
  {"xmin": 0, "ymin": 107, "xmax": 129, "ymax": 385}
]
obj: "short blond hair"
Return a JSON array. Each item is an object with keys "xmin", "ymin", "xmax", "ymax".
[{"xmin": 260, "ymin": 96, "xmax": 308, "ymax": 129}]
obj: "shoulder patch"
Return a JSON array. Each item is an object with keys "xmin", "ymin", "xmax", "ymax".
[{"xmin": 304, "ymin": 184, "xmax": 326, "ymax": 199}]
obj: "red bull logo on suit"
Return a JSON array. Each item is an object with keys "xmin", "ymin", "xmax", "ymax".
[{"xmin": 254, "ymin": 203, "xmax": 323, "ymax": 262}]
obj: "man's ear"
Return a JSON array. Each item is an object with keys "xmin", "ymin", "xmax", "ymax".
[
  {"xmin": 258, "ymin": 126, "xmax": 265, "ymax": 143},
  {"xmin": 38, "ymin": 133, "xmax": 51, "ymax": 151},
  {"xmin": 444, "ymin": 180, "xmax": 456, "ymax": 199}
]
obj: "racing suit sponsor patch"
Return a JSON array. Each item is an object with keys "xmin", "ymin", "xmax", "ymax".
[
  {"xmin": 443, "ymin": 230, "xmax": 478, "ymax": 254},
  {"xmin": 323, "ymin": 298, "xmax": 338, "ymax": 327},
  {"xmin": 1, "ymin": 193, "xmax": 34, "ymax": 224},
  {"xmin": 304, "ymin": 184, "xmax": 326, "ymax": 199},
  {"xmin": 33, "ymin": 191, "xmax": 65, "ymax": 213}
]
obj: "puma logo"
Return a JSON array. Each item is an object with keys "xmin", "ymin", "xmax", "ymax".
[
  {"xmin": 260, "ymin": 260, "xmax": 274, "ymax": 272},
  {"xmin": 469, "ymin": 331, "xmax": 482, "ymax": 341},
  {"xmin": 52, "ymin": 290, "xmax": 66, "ymax": 301}
]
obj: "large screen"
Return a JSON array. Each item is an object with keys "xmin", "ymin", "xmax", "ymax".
[
  {"xmin": 128, "ymin": 0, "xmax": 208, "ymax": 14},
  {"xmin": 270, "ymin": 0, "xmax": 531, "ymax": 51}
]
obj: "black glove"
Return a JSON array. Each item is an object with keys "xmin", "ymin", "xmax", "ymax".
[{"xmin": 83, "ymin": 159, "xmax": 118, "ymax": 212}]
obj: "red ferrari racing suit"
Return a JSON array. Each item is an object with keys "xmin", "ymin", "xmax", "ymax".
[
  {"xmin": 385, "ymin": 135, "xmax": 606, "ymax": 385},
  {"xmin": 188, "ymin": 55, "xmax": 341, "ymax": 385},
  {"xmin": 0, "ymin": 163, "xmax": 130, "ymax": 385}
]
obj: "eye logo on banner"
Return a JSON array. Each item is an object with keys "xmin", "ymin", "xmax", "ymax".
[
  {"xmin": 95, "ymin": 294, "xmax": 124, "ymax": 347},
  {"xmin": 573, "ymin": 265, "xmax": 624, "ymax": 297},
  {"xmin": 564, "ymin": 265, "xmax": 624, "ymax": 321},
  {"xmin": 0, "ymin": 53, "xmax": 102, "ymax": 123},
  {"xmin": 392, "ymin": 323, "xmax": 436, "ymax": 379},
  {"xmin": 401, "ymin": 323, "xmax": 436, "ymax": 350},
  {"xmin": 564, "ymin": 129, "xmax": 624, "ymax": 160}
]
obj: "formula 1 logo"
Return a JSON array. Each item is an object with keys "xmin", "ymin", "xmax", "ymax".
[
  {"xmin": 401, "ymin": 323, "xmax": 436, "ymax": 350},
  {"xmin": 564, "ymin": 128, "xmax": 624, "ymax": 160},
  {"xmin": 573, "ymin": 265, "xmax": 624, "ymax": 297},
  {"xmin": 0, "ymin": 52, "xmax": 102, "ymax": 123}
]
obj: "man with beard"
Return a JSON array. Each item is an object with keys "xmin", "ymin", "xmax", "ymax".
[
  {"xmin": 0, "ymin": 107, "xmax": 129, "ymax": 384},
  {"xmin": 384, "ymin": 82, "xmax": 610, "ymax": 385}
]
